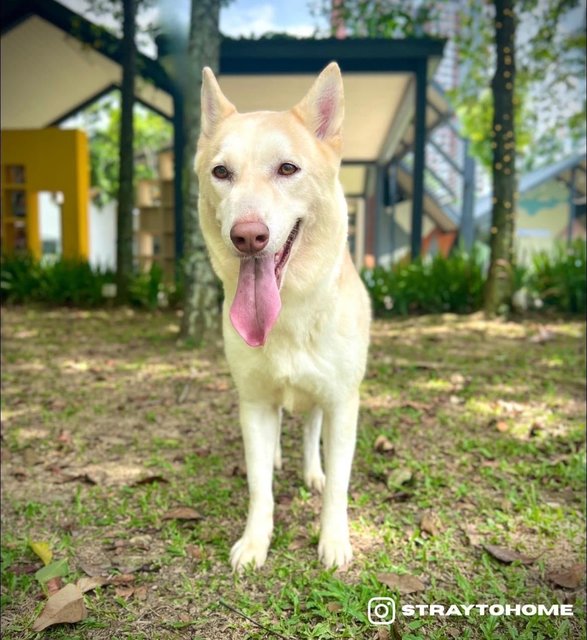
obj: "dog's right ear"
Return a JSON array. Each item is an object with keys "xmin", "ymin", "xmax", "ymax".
[
  {"xmin": 293, "ymin": 62, "xmax": 344, "ymax": 148},
  {"xmin": 201, "ymin": 67, "xmax": 236, "ymax": 138}
]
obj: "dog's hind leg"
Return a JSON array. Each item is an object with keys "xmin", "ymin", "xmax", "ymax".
[
  {"xmin": 303, "ymin": 406, "xmax": 326, "ymax": 493},
  {"xmin": 273, "ymin": 407, "xmax": 283, "ymax": 471},
  {"xmin": 318, "ymin": 392, "xmax": 359, "ymax": 568},
  {"xmin": 230, "ymin": 401, "xmax": 279, "ymax": 571}
]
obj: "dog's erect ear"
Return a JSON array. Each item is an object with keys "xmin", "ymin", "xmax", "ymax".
[
  {"xmin": 201, "ymin": 67, "xmax": 237, "ymax": 137},
  {"xmin": 294, "ymin": 62, "xmax": 344, "ymax": 144}
]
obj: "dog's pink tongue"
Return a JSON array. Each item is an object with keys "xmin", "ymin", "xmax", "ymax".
[{"xmin": 230, "ymin": 256, "xmax": 281, "ymax": 347}]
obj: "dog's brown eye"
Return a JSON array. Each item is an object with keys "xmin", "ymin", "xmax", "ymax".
[
  {"xmin": 212, "ymin": 165, "xmax": 230, "ymax": 179},
  {"xmin": 278, "ymin": 163, "xmax": 299, "ymax": 176}
]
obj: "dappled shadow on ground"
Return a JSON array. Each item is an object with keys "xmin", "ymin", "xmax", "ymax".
[{"xmin": 1, "ymin": 307, "xmax": 585, "ymax": 639}]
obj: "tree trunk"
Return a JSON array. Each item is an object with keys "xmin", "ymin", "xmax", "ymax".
[
  {"xmin": 179, "ymin": 0, "xmax": 222, "ymax": 343},
  {"xmin": 116, "ymin": 0, "xmax": 137, "ymax": 303},
  {"xmin": 484, "ymin": 0, "xmax": 517, "ymax": 315}
]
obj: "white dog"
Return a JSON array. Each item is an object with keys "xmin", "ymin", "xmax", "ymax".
[{"xmin": 195, "ymin": 62, "xmax": 371, "ymax": 571}]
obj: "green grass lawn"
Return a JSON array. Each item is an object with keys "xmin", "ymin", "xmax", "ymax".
[{"xmin": 1, "ymin": 307, "xmax": 585, "ymax": 639}]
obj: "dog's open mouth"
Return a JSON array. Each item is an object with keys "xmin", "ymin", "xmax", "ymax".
[
  {"xmin": 230, "ymin": 219, "xmax": 302, "ymax": 348},
  {"xmin": 274, "ymin": 219, "xmax": 301, "ymax": 287}
]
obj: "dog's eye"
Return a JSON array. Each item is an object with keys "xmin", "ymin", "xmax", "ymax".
[
  {"xmin": 278, "ymin": 163, "xmax": 299, "ymax": 176},
  {"xmin": 212, "ymin": 165, "xmax": 230, "ymax": 180}
]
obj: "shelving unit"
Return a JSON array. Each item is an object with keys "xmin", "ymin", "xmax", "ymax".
[
  {"xmin": 1, "ymin": 129, "xmax": 89, "ymax": 260},
  {"xmin": 1, "ymin": 164, "xmax": 40, "ymax": 256},
  {"xmin": 136, "ymin": 150, "xmax": 175, "ymax": 281}
]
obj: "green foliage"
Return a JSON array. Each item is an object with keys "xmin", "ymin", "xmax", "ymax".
[
  {"xmin": 311, "ymin": 0, "xmax": 437, "ymax": 38},
  {"xmin": 362, "ymin": 240, "xmax": 587, "ymax": 317},
  {"xmin": 0, "ymin": 255, "xmax": 180, "ymax": 310},
  {"xmin": 526, "ymin": 239, "xmax": 586, "ymax": 313},
  {"xmin": 1, "ymin": 255, "xmax": 114, "ymax": 307},
  {"xmin": 451, "ymin": 0, "xmax": 585, "ymax": 169},
  {"xmin": 80, "ymin": 94, "xmax": 172, "ymax": 207},
  {"xmin": 362, "ymin": 247, "xmax": 485, "ymax": 316},
  {"xmin": 128, "ymin": 263, "xmax": 164, "ymax": 310}
]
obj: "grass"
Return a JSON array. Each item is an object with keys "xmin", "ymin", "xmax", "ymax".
[{"xmin": 0, "ymin": 307, "xmax": 585, "ymax": 639}]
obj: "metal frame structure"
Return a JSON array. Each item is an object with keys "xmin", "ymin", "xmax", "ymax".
[{"xmin": 2, "ymin": 0, "xmax": 450, "ymax": 264}]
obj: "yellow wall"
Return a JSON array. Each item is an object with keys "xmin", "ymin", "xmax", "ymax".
[
  {"xmin": 515, "ymin": 181, "xmax": 574, "ymax": 265},
  {"xmin": 1, "ymin": 128, "xmax": 89, "ymax": 259}
]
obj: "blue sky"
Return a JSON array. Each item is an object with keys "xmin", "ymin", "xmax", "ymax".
[
  {"xmin": 62, "ymin": 0, "xmax": 324, "ymax": 55},
  {"xmin": 220, "ymin": 0, "xmax": 323, "ymax": 37}
]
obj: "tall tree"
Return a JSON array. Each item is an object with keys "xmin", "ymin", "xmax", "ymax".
[
  {"xmin": 116, "ymin": 0, "xmax": 138, "ymax": 302},
  {"xmin": 179, "ymin": 0, "xmax": 222, "ymax": 343},
  {"xmin": 453, "ymin": 0, "xmax": 584, "ymax": 313},
  {"xmin": 484, "ymin": 0, "xmax": 517, "ymax": 315}
]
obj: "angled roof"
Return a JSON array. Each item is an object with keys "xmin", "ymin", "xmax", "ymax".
[
  {"xmin": 1, "ymin": 0, "xmax": 446, "ymax": 166},
  {"xmin": 1, "ymin": 0, "xmax": 173, "ymax": 127}
]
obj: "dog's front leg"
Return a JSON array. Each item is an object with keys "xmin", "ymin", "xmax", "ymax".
[
  {"xmin": 230, "ymin": 401, "xmax": 279, "ymax": 572},
  {"xmin": 303, "ymin": 406, "xmax": 325, "ymax": 493},
  {"xmin": 318, "ymin": 392, "xmax": 359, "ymax": 568}
]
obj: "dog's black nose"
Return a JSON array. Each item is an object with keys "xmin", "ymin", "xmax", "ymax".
[{"xmin": 230, "ymin": 221, "xmax": 270, "ymax": 255}]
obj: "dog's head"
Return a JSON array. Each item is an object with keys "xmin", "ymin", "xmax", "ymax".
[{"xmin": 195, "ymin": 63, "xmax": 348, "ymax": 347}]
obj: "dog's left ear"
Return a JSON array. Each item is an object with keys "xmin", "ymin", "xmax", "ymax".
[
  {"xmin": 294, "ymin": 62, "xmax": 344, "ymax": 146},
  {"xmin": 201, "ymin": 67, "xmax": 237, "ymax": 138}
]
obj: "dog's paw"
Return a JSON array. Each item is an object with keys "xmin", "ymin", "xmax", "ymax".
[
  {"xmin": 318, "ymin": 535, "xmax": 352, "ymax": 569},
  {"xmin": 230, "ymin": 536, "xmax": 270, "ymax": 572},
  {"xmin": 304, "ymin": 469, "xmax": 326, "ymax": 493}
]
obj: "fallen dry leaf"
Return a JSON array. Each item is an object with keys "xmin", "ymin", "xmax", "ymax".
[
  {"xmin": 71, "ymin": 462, "xmax": 167, "ymax": 487},
  {"xmin": 162, "ymin": 507, "xmax": 203, "ymax": 521},
  {"xmin": 461, "ymin": 523, "xmax": 483, "ymax": 548},
  {"xmin": 496, "ymin": 420, "xmax": 509, "ymax": 433},
  {"xmin": 46, "ymin": 577, "xmax": 64, "ymax": 596},
  {"xmin": 497, "ymin": 399, "xmax": 525, "ymax": 415},
  {"xmin": 76, "ymin": 576, "xmax": 107, "ymax": 594},
  {"xmin": 10, "ymin": 563, "xmax": 38, "ymax": 575},
  {"xmin": 115, "ymin": 586, "xmax": 135, "ymax": 600},
  {"xmin": 387, "ymin": 467, "xmax": 413, "ymax": 489},
  {"xmin": 419, "ymin": 512, "xmax": 439, "ymax": 536},
  {"xmin": 374, "ymin": 435, "xmax": 395, "ymax": 454},
  {"xmin": 377, "ymin": 572, "xmax": 426, "ymax": 594},
  {"xmin": 401, "ymin": 400, "xmax": 433, "ymax": 413},
  {"xmin": 547, "ymin": 564, "xmax": 586, "ymax": 589},
  {"xmin": 32, "ymin": 583, "xmax": 87, "ymax": 632},
  {"xmin": 134, "ymin": 586, "xmax": 148, "ymax": 600},
  {"xmin": 483, "ymin": 544, "xmax": 538, "ymax": 565},
  {"xmin": 450, "ymin": 373, "xmax": 467, "ymax": 390},
  {"xmin": 186, "ymin": 544, "xmax": 203, "ymax": 561},
  {"xmin": 57, "ymin": 430, "xmax": 73, "ymax": 446},
  {"xmin": 79, "ymin": 562, "xmax": 109, "ymax": 578},
  {"xmin": 326, "ymin": 602, "xmax": 342, "ymax": 613},
  {"xmin": 29, "ymin": 541, "xmax": 52, "ymax": 566},
  {"xmin": 289, "ymin": 536, "xmax": 308, "ymax": 551}
]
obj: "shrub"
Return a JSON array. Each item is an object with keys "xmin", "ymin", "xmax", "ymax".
[
  {"xmin": 0, "ymin": 253, "xmax": 43, "ymax": 304},
  {"xmin": 128, "ymin": 263, "xmax": 164, "ymax": 310},
  {"xmin": 527, "ymin": 239, "xmax": 586, "ymax": 314},
  {"xmin": 0, "ymin": 255, "xmax": 180, "ymax": 310},
  {"xmin": 362, "ymin": 246, "xmax": 485, "ymax": 316}
]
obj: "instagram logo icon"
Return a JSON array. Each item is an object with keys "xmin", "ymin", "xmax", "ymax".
[{"xmin": 368, "ymin": 597, "xmax": 396, "ymax": 625}]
